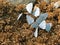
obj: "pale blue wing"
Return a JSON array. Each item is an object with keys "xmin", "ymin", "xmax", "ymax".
[
  {"xmin": 39, "ymin": 20, "xmax": 46, "ymax": 29},
  {"xmin": 33, "ymin": 6, "xmax": 40, "ymax": 17},
  {"xmin": 36, "ymin": 13, "xmax": 48, "ymax": 24},
  {"xmin": 26, "ymin": 15, "xmax": 34, "ymax": 24},
  {"xmin": 36, "ymin": 16, "xmax": 43, "ymax": 24},
  {"xmin": 46, "ymin": 23, "xmax": 52, "ymax": 32},
  {"xmin": 39, "ymin": 13, "xmax": 48, "ymax": 20},
  {"xmin": 34, "ymin": 27, "xmax": 38, "ymax": 37},
  {"xmin": 31, "ymin": 22, "xmax": 38, "ymax": 28},
  {"xmin": 26, "ymin": 3, "xmax": 33, "ymax": 13}
]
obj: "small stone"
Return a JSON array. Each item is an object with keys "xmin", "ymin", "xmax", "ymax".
[
  {"xmin": 15, "ymin": 4, "xmax": 25, "ymax": 11},
  {"xmin": 47, "ymin": 12, "xmax": 54, "ymax": 19},
  {"xmin": 22, "ymin": 23, "xmax": 29, "ymax": 29},
  {"xmin": 46, "ymin": 4, "xmax": 53, "ymax": 12},
  {"xmin": 4, "ymin": 25, "xmax": 13, "ymax": 31},
  {"xmin": 5, "ymin": 18, "xmax": 11, "ymax": 24},
  {"xmin": 0, "ymin": 20, "xmax": 6, "ymax": 24},
  {"xmin": 54, "ymin": 1, "xmax": 60, "ymax": 8},
  {"xmin": 27, "ymin": 40, "xmax": 33, "ymax": 45},
  {"xmin": 20, "ymin": 29, "xmax": 33, "ymax": 40}
]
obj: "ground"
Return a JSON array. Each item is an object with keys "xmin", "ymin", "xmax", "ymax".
[{"xmin": 0, "ymin": 0, "xmax": 60, "ymax": 45}]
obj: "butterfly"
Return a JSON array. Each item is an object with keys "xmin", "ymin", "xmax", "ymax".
[
  {"xmin": 26, "ymin": 3, "xmax": 52, "ymax": 37},
  {"xmin": 16, "ymin": 2, "xmax": 52, "ymax": 38},
  {"xmin": 26, "ymin": 3, "xmax": 40, "ymax": 25},
  {"xmin": 26, "ymin": 3, "xmax": 40, "ymax": 17}
]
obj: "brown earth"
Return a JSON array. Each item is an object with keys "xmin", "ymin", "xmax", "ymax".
[{"xmin": 0, "ymin": 0, "xmax": 60, "ymax": 45}]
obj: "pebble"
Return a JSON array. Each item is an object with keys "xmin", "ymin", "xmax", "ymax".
[
  {"xmin": 54, "ymin": 1, "xmax": 60, "ymax": 8},
  {"xmin": 0, "ymin": 20, "xmax": 6, "ymax": 24}
]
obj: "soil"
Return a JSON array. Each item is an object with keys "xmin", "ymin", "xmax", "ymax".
[{"xmin": 0, "ymin": 0, "xmax": 60, "ymax": 45}]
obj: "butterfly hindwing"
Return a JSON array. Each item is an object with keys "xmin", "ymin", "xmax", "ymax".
[
  {"xmin": 34, "ymin": 27, "xmax": 38, "ymax": 37},
  {"xmin": 46, "ymin": 23, "xmax": 52, "ymax": 32},
  {"xmin": 26, "ymin": 15, "xmax": 34, "ymax": 24},
  {"xmin": 31, "ymin": 22, "xmax": 38, "ymax": 28}
]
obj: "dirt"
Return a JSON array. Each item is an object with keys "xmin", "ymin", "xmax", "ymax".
[{"xmin": 0, "ymin": 0, "xmax": 60, "ymax": 45}]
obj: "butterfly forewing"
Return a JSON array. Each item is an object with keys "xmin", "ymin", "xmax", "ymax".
[
  {"xmin": 39, "ymin": 20, "xmax": 46, "ymax": 29},
  {"xmin": 36, "ymin": 16, "xmax": 43, "ymax": 24},
  {"xmin": 26, "ymin": 3, "xmax": 33, "ymax": 13},
  {"xmin": 39, "ymin": 13, "xmax": 48, "ymax": 20},
  {"xmin": 36, "ymin": 13, "xmax": 48, "ymax": 24}
]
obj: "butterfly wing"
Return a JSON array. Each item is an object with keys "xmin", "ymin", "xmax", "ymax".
[
  {"xmin": 36, "ymin": 13, "xmax": 48, "ymax": 24},
  {"xmin": 39, "ymin": 13, "xmax": 48, "ymax": 20},
  {"xmin": 31, "ymin": 22, "xmax": 38, "ymax": 28},
  {"xmin": 34, "ymin": 27, "xmax": 38, "ymax": 37},
  {"xmin": 46, "ymin": 23, "xmax": 52, "ymax": 32},
  {"xmin": 39, "ymin": 20, "xmax": 46, "ymax": 29},
  {"xmin": 33, "ymin": 6, "xmax": 40, "ymax": 17},
  {"xmin": 26, "ymin": 3, "xmax": 33, "ymax": 13},
  {"xmin": 26, "ymin": 15, "xmax": 34, "ymax": 24},
  {"xmin": 36, "ymin": 16, "xmax": 43, "ymax": 24}
]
